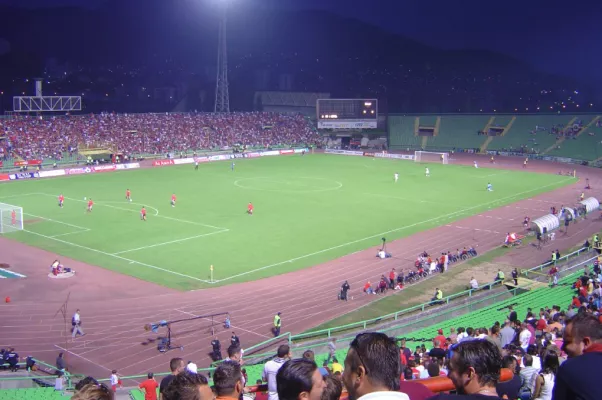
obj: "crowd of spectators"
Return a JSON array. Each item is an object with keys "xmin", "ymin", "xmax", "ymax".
[{"xmin": 0, "ymin": 112, "xmax": 320, "ymax": 161}]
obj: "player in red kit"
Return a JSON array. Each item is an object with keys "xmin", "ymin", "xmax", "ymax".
[
  {"xmin": 87, "ymin": 198, "xmax": 94, "ymax": 213},
  {"xmin": 140, "ymin": 206, "xmax": 147, "ymax": 221},
  {"xmin": 58, "ymin": 194, "xmax": 64, "ymax": 208},
  {"xmin": 171, "ymin": 194, "xmax": 177, "ymax": 207},
  {"xmin": 247, "ymin": 202, "xmax": 253, "ymax": 215},
  {"xmin": 126, "ymin": 189, "xmax": 132, "ymax": 202},
  {"xmin": 11, "ymin": 210, "xmax": 16, "ymax": 226}
]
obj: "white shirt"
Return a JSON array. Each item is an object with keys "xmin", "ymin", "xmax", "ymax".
[
  {"xmin": 263, "ymin": 358, "xmax": 286, "ymax": 400},
  {"xmin": 532, "ymin": 372, "xmax": 554, "ymax": 400},
  {"xmin": 378, "ymin": 251, "xmax": 386, "ymax": 259},
  {"xmin": 186, "ymin": 363, "xmax": 197, "ymax": 373},
  {"xmin": 394, "ymin": 174, "xmax": 399, "ymax": 179},
  {"xmin": 456, "ymin": 332, "xmax": 468, "ymax": 342},
  {"xmin": 357, "ymin": 391, "xmax": 409, "ymax": 400},
  {"xmin": 73, "ymin": 313, "xmax": 80, "ymax": 324},
  {"xmin": 110, "ymin": 374, "xmax": 118, "ymax": 386},
  {"xmin": 519, "ymin": 329, "xmax": 532, "ymax": 350},
  {"xmin": 470, "ymin": 279, "xmax": 479, "ymax": 289},
  {"xmin": 425, "ymin": 168, "xmax": 430, "ymax": 174}
]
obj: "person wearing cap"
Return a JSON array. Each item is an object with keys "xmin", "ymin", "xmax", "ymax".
[
  {"xmin": 434, "ymin": 329, "xmax": 446, "ymax": 347},
  {"xmin": 273, "ymin": 312, "xmax": 282, "ymax": 337},
  {"xmin": 186, "ymin": 361, "xmax": 198, "ymax": 373}
]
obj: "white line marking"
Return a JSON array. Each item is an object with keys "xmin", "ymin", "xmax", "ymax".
[
  {"xmin": 54, "ymin": 345, "xmax": 113, "ymax": 372},
  {"xmin": 24, "ymin": 212, "xmax": 89, "ymax": 231},
  {"xmin": 49, "ymin": 230, "xmax": 91, "ymax": 238},
  {"xmin": 37, "ymin": 193, "xmax": 227, "ymax": 231},
  {"xmin": 0, "ymin": 193, "xmax": 40, "ymax": 200},
  {"xmin": 0, "ymin": 268, "xmax": 26, "ymax": 277},
  {"xmin": 112, "ymin": 230, "xmax": 229, "ymax": 255},
  {"xmin": 175, "ymin": 309, "xmax": 271, "ymax": 339},
  {"xmin": 22, "ymin": 229, "xmax": 211, "ymax": 283},
  {"xmin": 210, "ymin": 177, "xmax": 573, "ymax": 283}
]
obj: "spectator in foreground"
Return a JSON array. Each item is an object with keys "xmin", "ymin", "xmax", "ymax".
[
  {"xmin": 255, "ymin": 379, "xmax": 268, "ymax": 400},
  {"xmin": 263, "ymin": 345, "xmax": 290, "ymax": 400},
  {"xmin": 553, "ymin": 314, "xmax": 602, "ymax": 400},
  {"xmin": 276, "ymin": 359, "xmax": 325, "ymax": 400},
  {"xmin": 160, "ymin": 358, "xmax": 186, "ymax": 400},
  {"xmin": 71, "ymin": 383, "xmax": 113, "ymax": 400},
  {"xmin": 518, "ymin": 354, "xmax": 538, "ymax": 398},
  {"xmin": 531, "ymin": 349, "xmax": 558, "ymax": 400},
  {"xmin": 139, "ymin": 373, "xmax": 159, "ymax": 400},
  {"xmin": 342, "ymin": 332, "xmax": 409, "ymax": 400},
  {"xmin": 321, "ymin": 376, "xmax": 342, "ymax": 400},
  {"xmin": 162, "ymin": 371, "xmax": 213, "ymax": 400},
  {"xmin": 428, "ymin": 339, "xmax": 503, "ymax": 400},
  {"xmin": 214, "ymin": 361, "xmax": 244, "ymax": 400}
]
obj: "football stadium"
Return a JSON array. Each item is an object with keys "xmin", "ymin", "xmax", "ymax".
[{"xmin": 1, "ymin": 4, "xmax": 602, "ymax": 400}]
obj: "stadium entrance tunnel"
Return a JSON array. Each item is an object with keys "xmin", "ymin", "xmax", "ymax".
[{"xmin": 531, "ymin": 214, "xmax": 560, "ymax": 234}]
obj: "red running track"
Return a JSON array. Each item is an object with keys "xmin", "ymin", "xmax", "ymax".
[{"xmin": 0, "ymin": 154, "xmax": 601, "ymax": 381}]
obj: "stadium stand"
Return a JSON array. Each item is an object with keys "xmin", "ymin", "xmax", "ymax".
[
  {"xmin": 0, "ymin": 387, "xmax": 70, "ymax": 400},
  {"xmin": 388, "ymin": 116, "xmax": 422, "ymax": 149},
  {"xmin": 428, "ymin": 115, "xmax": 490, "ymax": 151},
  {"xmin": 546, "ymin": 116, "xmax": 602, "ymax": 160}
]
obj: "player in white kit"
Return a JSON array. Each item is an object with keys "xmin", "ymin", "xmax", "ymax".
[
  {"xmin": 394, "ymin": 173, "xmax": 399, "ymax": 182},
  {"xmin": 474, "ymin": 161, "xmax": 478, "ymax": 168},
  {"xmin": 425, "ymin": 167, "xmax": 430, "ymax": 177}
]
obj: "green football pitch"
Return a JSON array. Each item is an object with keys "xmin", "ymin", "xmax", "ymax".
[{"xmin": 0, "ymin": 155, "xmax": 575, "ymax": 290}]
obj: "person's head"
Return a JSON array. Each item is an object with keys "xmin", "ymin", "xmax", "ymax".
[
  {"xmin": 74, "ymin": 376, "xmax": 100, "ymax": 392},
  {"xmin": 213, "ymin": 360, "xmax": 243, "ymax": 398},
  {"xmin": 277, "ymin": 344, "xmax": 291, "ymax": 359},
  {"xmin": 402, "ymin": 367, "xmax": 413, "ymax": 381},
  {"xmin": 522, "ymin": 354, "xmax": 533, "ymax": 367},
  {"xmin": 147, "ymin": 373, "xmax": 154, "ymax": 380},
  {"xmin": 163, "ymin": 371, "xmax": 213, "ymax": 400},
  {"xmin": 562, "ymin": 313, "xmax": 602, "ymax": 358},
  {"xmin": 342, "ymin": 333, "xmax": 400, "ymax": 400},
  {"xmin": 320, "ymin": 376, "xmax": 342, "ymax": 400},
  {"xmin": 447, "ymin": 340, "xmax": 502, "ymax": 395},
  {"xmin": 227, "ymin": 345, "xmax": 242, "ymax": 362},
  {"xmin": 501, "ymin": 355, "xmax": 517, "ymax": 373},
  {"xmin": 170, "ymin": 357, "xmax": 186, "ymax": 374},
  {"xmin": 540, "ymin": 349, "xmax": 560, "ymax": 375},
  {"xmin": 276, "ymin": 359, "xmax": 325, "ymax": 400},
  {"xmin": 427, "ymin": 362, "xmax": 440, "ymax": 377},
  {"xmin": 71, "ymin": 383, "xmax": 112, "ymax": 400},
  {"xmin": 302, "ymin": 350, "xmax": 315, "ymax": 361},
  {"xmin": 58, "ymin": 352, "xmax": 63, "ymax": 358}
]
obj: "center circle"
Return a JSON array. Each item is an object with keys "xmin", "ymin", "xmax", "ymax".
[{"xmin": 234, "ymin": 177, "xmax": 343, "ymax": 193}]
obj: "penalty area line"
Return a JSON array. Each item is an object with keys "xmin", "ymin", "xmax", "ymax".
[
  {"xmin": 22, "ymin": 229, "xmax": 211, "ymax": 283},
  {"xmin": 210, "ymin": 177, "xmax": 573, "ymax": 284}
]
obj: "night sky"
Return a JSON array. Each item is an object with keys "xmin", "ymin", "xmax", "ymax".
[{"xmin": 2, "ymin": 0, "xmax": 601, "ymax": 86}]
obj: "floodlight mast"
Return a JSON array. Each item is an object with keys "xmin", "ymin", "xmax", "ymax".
[{"xmin": 214, "ymin": 0, "xmax": 230, "ymax": 113}]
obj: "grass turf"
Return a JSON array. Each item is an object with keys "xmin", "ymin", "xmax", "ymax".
[{"xmin": 0, "ymin": 154, "xmax": 575, "ymax": 290}]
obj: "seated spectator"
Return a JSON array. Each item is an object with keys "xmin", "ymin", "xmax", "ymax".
[
  {"xmin": 276, "ymin": 359, "xmax": 325, "ymax": 400},
  {"xmin": 214, "ymin": 361, "xmax": 244, "ymax": 400},
  {"xmin": 496, "ymin": 355, "xmax": 521, "ymax": 400},
  {"xmin": 162, "ymin": 371, "xmax": 213, "ymax": 400},
  {"xmin": 469, "ymin": 277, "xmax": 479, "ymax": 290},
  {"xmin": 428, "ymin": 339, "xmax": 503, "ymax": 400},
  {"xmin": 5, "ymin": 348, "xmax": 18, "ymax": 372},
  {"xmin": 342, "ymin": 332, "xmax": 409, "ymax": 400}
]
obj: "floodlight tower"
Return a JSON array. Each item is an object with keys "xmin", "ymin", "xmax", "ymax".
[{"xmin": 214, "ymin": 0, "xmax": 230, "ymax": 113}]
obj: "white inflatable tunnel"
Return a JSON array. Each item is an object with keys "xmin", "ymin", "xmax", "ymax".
[
  {"xmin": 531, "ymin": 214, "xmax": 560, "ymax": 234},
  {"xmin": 579, "ymin": 197, "xmax": 600, "ymax": 214}
]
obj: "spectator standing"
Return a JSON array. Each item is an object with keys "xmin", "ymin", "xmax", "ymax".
[
  {"xmin": 342, "ymin": 332, "xmax": 409, "ymax": 400},
  {"xmin": 273, "ymin": 312, "xmax": 282, "ymax": 337},
  {"xmin": 553, "ymin": 314, "xmax": 602, "ymax": 400},
  {"xmin": 500, "ymin": 320, "xmax": 516, "ymax": 348},
  {"xmin": 326, "ymin": 338, "xmax": 337, "ymax": 364},
  {"xmin": 71, "ymin": 309, "xmax": 85, "ymax": 339},
  {"xmin": 519, "ymin": 355, "xmax": 538, "ymax": 399},
  {"xmin": 160, "ymin": 358, "xmax": 185, "ymax": 400},
  {"xmin": 519, "ymin": 323, "xmax": 532, "ymax": 352},
  {"xmin": 162, "ymin": 371, "xmax": 213, "ymax": 400},
  {"xmin": 263, "ymin": 345, "xmax": 291, "ymax": 400},
  {"xmin": 341, "ymin": 281, "xmax": 351, "ymax": 301},
  {"xmin": 428, "ymin": 340, "xmax": 503, "ymax": 400},
  {"xmin": 212, "ymin": 337, "xmax": 223, "ymax": 362},
  {"xmin": 231, "ymin": 332, "xmax": 240, "ymax": 348},
  {"xmin": 6, "ymin": 348, "xmax": 19, "ymax": 372},
  {"xmin": 139, "ymin": 373, "xmax": 159, "ymax": 400},
  {"xmin": 508, "ymin": 306, "xmax": 518, "ymax": 323},
  {"xmin": 276, "ymin": 359, "xmax": 325, "ymax": 400},
  {"xmin": 214, "ymin": 361, "xmax": 244, "ymax": 400},
  {"xmin": 56, "ymin": 352, "xmax": 66, "ymax": 374},
  {"xmin": 331, "ymin": 357, "xmax": 343, "ymax": 374}
]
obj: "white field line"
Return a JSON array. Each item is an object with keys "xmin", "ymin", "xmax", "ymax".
[
  {"xmin": 174, "ymin": 309, "xmax": 271, "ymax": 339},
  {"xmin": 24, "ymin": 212, "xmax": 90, "ymax": 231},
  {"xmin": 0, "ymin": 193, "xmax": 40, "ymax": 200},
  {"xmin": 37, "ymin": 193, "xmax": 228, "ymax": 231},
  {"xmin": 48, "ymin": 230, "xmax": 91, "ymax": 238},
  {"xmin": 22, "ymin": 229, "xmax": 211, "ymax": 283},
  {"xmin": 112, "ymin": 229, "xmax": 229, "ymax": 255},
  {"xmin": 210, "ymin": 177, "xmax": 573, "ymax": 283}
]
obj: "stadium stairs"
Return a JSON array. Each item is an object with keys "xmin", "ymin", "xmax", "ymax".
[
  {"xmin": 479, "ymin": 116, "xmax": 516, "ymax": 152},
  {"xmin": 546, "ymin": 115, "xmax": 601, "ymax": 160}
]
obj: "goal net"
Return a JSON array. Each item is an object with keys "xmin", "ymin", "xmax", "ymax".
[
  {"xmin": 414, "ymin": 151, "xmax": 449, "ymax": 164},
  {"xmin": 0, "ymin": 204, "xmax": 24, "ymax": 234}
]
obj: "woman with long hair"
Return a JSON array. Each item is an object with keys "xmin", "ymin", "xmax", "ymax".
[{"xmin": 531, "ymin": 349, "xmax": 559, "ymax": 400}]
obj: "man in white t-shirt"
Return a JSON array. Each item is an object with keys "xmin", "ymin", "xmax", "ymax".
[
  {"xmin": 342, "ymin": 332, "xmax": 409, "ymax": 400},
  {"xmin": 263, "ymin": 345, "xmax": 291, "ymax": 400},
  {"xmin": 519, "ymin": 324, "xmax": 532, "ymax": 351},
  {"xmin": 469, "ymin": 277, "xmax": 479, "ymax": 290}
]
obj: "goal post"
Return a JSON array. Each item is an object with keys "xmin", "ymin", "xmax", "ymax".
[
  {"xmin": 0, "ymin": 204, "xmax": 24, "ymax": 234},
  {"xmin": 414, "ymin": 151, "xmax": 449, "ymax": 164}
]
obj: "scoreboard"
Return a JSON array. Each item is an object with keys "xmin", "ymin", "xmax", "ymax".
[{"xmin": 317, "ymin": 99, "xmax": 378, "ymax": 129}]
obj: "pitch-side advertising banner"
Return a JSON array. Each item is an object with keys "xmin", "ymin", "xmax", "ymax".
[{"xmin": 38, "ymin": 169, "xmax": 67, "ymax": 178}]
